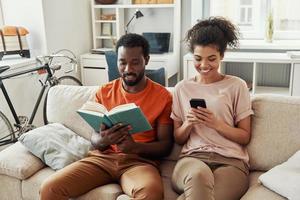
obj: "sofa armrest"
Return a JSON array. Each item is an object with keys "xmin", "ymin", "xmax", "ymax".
[{"xmin": 0, "ymin": 142, "xmax": 45, "ymax": 180}]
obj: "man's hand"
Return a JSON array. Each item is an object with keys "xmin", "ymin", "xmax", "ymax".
[
  {"xmin": 117, "ymin": 134, "xmax": 138, "ymax": 154},
  {"xmin": 100, "ymin": 123, "xmax": 130, "ymax": 146},
  {"xmin": 91, "ymin": 123, "xmax": 130, "ymax": 151}
]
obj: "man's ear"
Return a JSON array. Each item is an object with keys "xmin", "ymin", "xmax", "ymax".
[{"xmin": 145, "ymin": 55, "xmax": 150, "ymax": 65}]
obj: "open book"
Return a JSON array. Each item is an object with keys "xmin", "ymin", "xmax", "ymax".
[{"xmin": 77, "ymin": 101, "xmax": 152, "ymax": 134}]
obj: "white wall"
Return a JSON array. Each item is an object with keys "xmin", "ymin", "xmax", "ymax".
[
  {"xmin": 1, "ymin": 0, "xmax": 48, "ymax": 56},
  {"xmin": 1, "ymin": 0, "xmax": 92, "ymax": 63},
  {"xmin": 0, "ymin": 0, "xmax": 92, "ymax": 127}
]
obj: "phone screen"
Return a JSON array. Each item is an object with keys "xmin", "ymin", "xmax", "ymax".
[{"xmin": 190, "ymin": 98, "xmax": 207, "ymax": 108}]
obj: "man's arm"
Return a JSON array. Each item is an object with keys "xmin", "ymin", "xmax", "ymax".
[
  {"xmin": 91, "ymin": 123, "xmax": 130, "ymax": 151},
  {"xmin": 117, "ymin": 123, "xmax": 173, "ymax": 159}
]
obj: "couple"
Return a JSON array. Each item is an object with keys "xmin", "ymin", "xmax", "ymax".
[{"xmin": 40, "ymin": 17, "xmax": 253, "ymax": 200}]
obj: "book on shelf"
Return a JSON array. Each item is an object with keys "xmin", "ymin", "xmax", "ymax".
[{"xmin": 77, "ymin": 101, "xmax": 152, "ymax": 134}]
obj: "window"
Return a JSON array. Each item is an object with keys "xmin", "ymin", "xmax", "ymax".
[{"xmin": 196, "ymin": 0, "xmax": 300, "ymax": 40}]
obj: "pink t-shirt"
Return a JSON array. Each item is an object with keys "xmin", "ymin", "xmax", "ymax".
[{"xmin": 171, "ymin": 75, "xmax": 253, "ymax": 165}]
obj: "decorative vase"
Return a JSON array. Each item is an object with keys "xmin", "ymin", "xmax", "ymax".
[{"xmin": 265, "ymin": 11, "xmax": 274, "ymax": 43}]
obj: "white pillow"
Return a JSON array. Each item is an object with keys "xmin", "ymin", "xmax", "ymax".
[
  {"xmin": 259, "ymin": 150, "xmax": 300, "ymax": 200},
  {"xmin": 18, "ymin": 123, "xmax": 92, "ymax": 170}
]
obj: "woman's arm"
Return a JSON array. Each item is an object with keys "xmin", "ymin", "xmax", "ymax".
[
  {"xmin": 173, "ymin": 108, "xmax": 202, "ymax": 145},
  {"xmin": 191, "ymin": 107, "xmax": 251, "ymax": 145}
]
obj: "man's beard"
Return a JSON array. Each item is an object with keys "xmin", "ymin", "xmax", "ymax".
[{"xmin": 122, "ymin": 71, "xmax": 145, "ymax": 86}]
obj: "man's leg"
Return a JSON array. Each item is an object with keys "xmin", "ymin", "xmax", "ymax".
[
  {"xmin": 40, "ymin": 158, "xmax": 114, "ymax": 200},
  {"xmin": 171, "ymin": 157, "xmax": 214, "ymax": 200},
  {"xmin": 120, "ymin": 164, "xmax": 163, "ymax": 200},
  {"xmin": 213, "ymin": 165, "xmax": 248, "ymax": 200}
]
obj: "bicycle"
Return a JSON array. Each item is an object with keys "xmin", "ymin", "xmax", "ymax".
[{"xmin": 0, "ymin": 50, "xmax": 82, "ymax": 146}]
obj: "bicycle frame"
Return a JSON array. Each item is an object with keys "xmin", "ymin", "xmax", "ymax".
[{"xmin": 0, "ymin": 63, "xmax": 53, "ymax": 129}]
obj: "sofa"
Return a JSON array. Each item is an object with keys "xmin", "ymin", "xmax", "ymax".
[{"xmin": 0, "ymin": 85, "xmax": 299, "ymax": 200}]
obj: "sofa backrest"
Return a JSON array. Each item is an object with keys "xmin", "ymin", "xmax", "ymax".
[
  {"xmin": 247, "ymin": 94, "xmax": 300, "ymax": 171},
  {"xmin": 47, "ymin": 85, "xmax": 98, "ymax": 140},
  {"xmin": 47, "ymin": 86, "xmax": 300, "ymax": 172}
]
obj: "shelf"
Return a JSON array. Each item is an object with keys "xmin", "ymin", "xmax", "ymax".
[
  {"xmin": 93, "ymin": 4, "xmax": 175, "ymax": 9},
  {"xmin": 96, "ymin": 36, "xmax": 117, "ymax": 39},
  {"xmin": 238, "ymin": 40, "xmax": 300, "ymax": 50},
  {"xmin": 95, "ymin": 20, "xmax": 116, "ymax": 23},
  {"xmin": 254, "ymin": 86, "xmax": 290, "ymax": 96}
]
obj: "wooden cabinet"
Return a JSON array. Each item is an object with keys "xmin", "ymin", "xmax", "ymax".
[{"xmin": 184, "ymin": 52, "xmax": 300, "ymax": 96}]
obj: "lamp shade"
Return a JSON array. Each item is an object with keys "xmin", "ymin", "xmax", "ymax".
[{"xmin": 135, "ymin": 10, "xmax": 144, "ymax": 18}]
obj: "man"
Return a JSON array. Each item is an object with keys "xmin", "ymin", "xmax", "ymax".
[{"xmin": 40, "ymin": 33, "xmax": 173, "ymax": 200}]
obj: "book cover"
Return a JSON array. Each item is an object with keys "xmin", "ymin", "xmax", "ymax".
[{"xmin": 77, "ymin": 101, "xmax": 152, "ymax": 134}]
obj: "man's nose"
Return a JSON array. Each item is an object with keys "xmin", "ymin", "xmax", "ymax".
[{"xmin": 124, "ymin": 64, "xmax": 134, "ymax": 72}]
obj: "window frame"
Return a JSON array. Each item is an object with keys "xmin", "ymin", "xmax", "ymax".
[{"xmin": 196, "ymin": 0, "xmax": 300, "ymax": 40}]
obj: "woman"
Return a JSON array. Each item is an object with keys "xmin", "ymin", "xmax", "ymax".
[{"xmin": 171, "ymin": 17, "xmax": 253, "ymax": 200}]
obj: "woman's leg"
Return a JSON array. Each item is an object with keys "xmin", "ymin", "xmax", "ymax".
[
  {"xmin": 213, "ymin": 165, "xmax": 248, "ymax": 200},
  {"xmin": 171, "ymin": 157, "xmax": 214, "ymax": 200}
]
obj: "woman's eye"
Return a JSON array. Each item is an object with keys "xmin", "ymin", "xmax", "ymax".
[{"xmin": 209, "ymin": 58, "xmax": 216, "ymax": 62}]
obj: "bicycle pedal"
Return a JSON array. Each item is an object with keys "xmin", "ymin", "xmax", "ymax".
[{"xmin": 18, "ymin": 116, "xmax": 28, "ymax": 125}]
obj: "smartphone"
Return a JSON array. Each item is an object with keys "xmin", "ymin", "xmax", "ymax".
[{"xmin": 190, "ymin": 98, "xmax": 207, "ymax": 108}]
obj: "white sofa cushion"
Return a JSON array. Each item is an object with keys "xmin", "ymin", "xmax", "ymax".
[
  {"xmin": 259, "ymin": 150, "xmax": 300, "ymax": 200},
  {"xmin": 247, "ymin": 94, "xmax": 300, "ymax": 171},
  {"xmin": 18, "ymin": 123, "xmax": 91, "ymax": 170},
  {"xmin": 46, "ymin": 85, "xmax": 98, "ymax": 140},
  {"xmin": 0, "ymin": 142, "xmax": 44, "ymax": 179},
  {"xmin": 241, "ymin": 172, "xmax": 285, "ymax": 200}
]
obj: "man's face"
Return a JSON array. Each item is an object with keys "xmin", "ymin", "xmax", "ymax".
[{"xmin": 117, "ymin": 46, "xmax": 149, "ymax": 86}]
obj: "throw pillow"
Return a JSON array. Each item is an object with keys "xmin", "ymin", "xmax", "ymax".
[
  {"xmin": 18, "ymin": 123, "xmax": 91, "ymax": 170},
  {"xmin": 259, "ymin": 150, "xmax": 300, "ymax": 199}
]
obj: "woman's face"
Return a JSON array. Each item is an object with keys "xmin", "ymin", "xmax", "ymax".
[{"xmin": 193, "ymin": 45, "xmax": 223, "ymax": 79}]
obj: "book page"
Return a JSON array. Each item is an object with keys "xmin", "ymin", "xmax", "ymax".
[
  {"xmin": 80, "ymin": 101, "xmax": 107, "ymax": 114},
  {"xmin": 109, "ymin": 103, "xmax": 137, "ymax": 115}
]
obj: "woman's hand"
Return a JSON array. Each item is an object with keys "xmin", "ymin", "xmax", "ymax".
[{"xmin": 189, "ymin": 107, "xmax": 224, "ymax": 131}]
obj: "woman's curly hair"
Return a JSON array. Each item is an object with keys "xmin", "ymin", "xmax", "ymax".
[{"xmin": 185, "ymin": 16, "xmax": 239, "ymax": 56}]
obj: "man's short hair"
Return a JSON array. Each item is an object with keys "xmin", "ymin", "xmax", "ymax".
[{"xmin": 116, "ymin": 33, "xmax": 150, "ymax": 57}]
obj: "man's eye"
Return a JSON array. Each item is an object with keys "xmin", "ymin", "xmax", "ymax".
[
  {"xmin": 120, "ymin": 62, "xmax": 126, "ymax": 66},
  {"xmin": 209, "ymin": 58, "xmax": 216, "ymax": 62}
]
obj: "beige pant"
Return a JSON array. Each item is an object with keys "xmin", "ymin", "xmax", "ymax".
[
  {"xmin": 40, "ymin": 150, "xmax": 163, "ymax": 200},
  {"xmin": 172, "ymin": 152, "xmax": 249, "ymax": 200}
]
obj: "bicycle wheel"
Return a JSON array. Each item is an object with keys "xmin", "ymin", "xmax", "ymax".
[
  {"xmin": 43, "ymin": 76, "xmax": 82, "ymax": 125},
  {"xmin": 0, "ymin": 111, "xmax": 15, "ymax": 146}
]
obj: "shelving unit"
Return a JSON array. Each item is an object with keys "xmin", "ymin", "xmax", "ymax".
[
  {"xmin": 183, "ymin": 52, "xmax": 300, "ymax": 96},
  {"xmin": 91, "ymin": 2, "xmax": 124, "ymax": 50},
  {"xmin": 81, "ymin": 0, "xmax": 181, "ymax": 86}
]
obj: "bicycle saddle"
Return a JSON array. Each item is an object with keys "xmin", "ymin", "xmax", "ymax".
[{"xmin": 0, "ymin": 66, "xmax": 10, "ymax": 74}]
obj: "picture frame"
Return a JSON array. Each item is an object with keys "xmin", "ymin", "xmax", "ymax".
[{"xmin": 102, "ymin": 23, "xmax": 112, "ymax": 36}]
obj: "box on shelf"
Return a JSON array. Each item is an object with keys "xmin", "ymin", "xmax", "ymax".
[{"xmin": 157, "ymin": 0, "xmax": 173, "ymax": 3}]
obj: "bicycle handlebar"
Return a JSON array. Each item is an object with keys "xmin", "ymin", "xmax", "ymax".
[{"xmin": 36, "ymin": 53, "xmax": 78, "ymax": 74}]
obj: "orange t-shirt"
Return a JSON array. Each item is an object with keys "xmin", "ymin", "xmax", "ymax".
[{"xmin": 95, "ymin": 78, "xmax": 173, "ymax": 152}]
